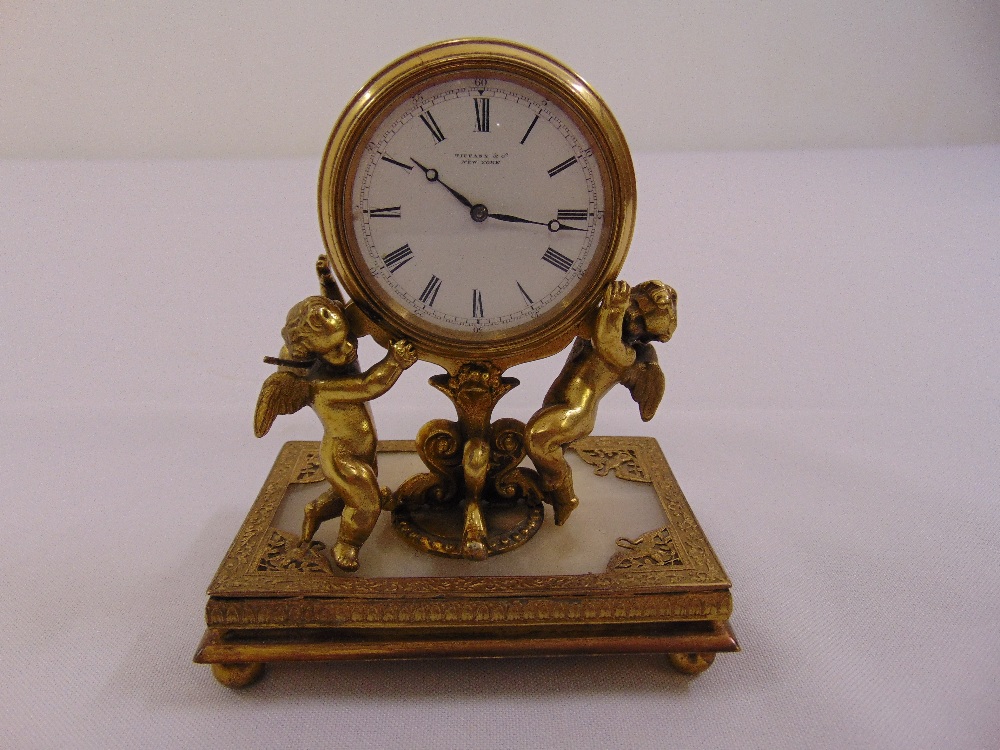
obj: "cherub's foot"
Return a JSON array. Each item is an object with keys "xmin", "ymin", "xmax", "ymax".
[
  {"xmin": 553, "ymin": 496, "xmax": 579, "ymax": 526},
  {"xmin": 299, "ymin": 513, "xmax": 320, "ymax": 546},
  {"xmin": 332, "ymin": 542, "xmax": 360, "ymax": 572},
  {"xmin": 379, "ymin": 486, "xmax": 397, "ymax": 511},
  {"xmin": 299, "ymin": 531, "xmax": 316, "ymax": 549},
  {"xmin": 297, "ymin": 536, "xmax": 314, "ymax": 551}
]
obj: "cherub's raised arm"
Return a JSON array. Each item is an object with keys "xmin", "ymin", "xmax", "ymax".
[
  {"xmin": 311, "ymin": 340, "xmax": 417, "ymax": 402},
  {"xmin": 593, "ymin": 280, "xmax": 637, "ymax": 371},
  {"xmin": 316, "ymin": 254, "xmax": 345, "ymax": 302}
]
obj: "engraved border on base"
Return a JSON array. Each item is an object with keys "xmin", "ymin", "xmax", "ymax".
[{"xmin": 207, "ymin": 438, "xmax": 731, "ymax": 606}]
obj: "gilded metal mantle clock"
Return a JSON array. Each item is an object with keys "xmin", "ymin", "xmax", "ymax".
[{"xmin": 195, "ymin": 39, "xmax": 736, "ymax": 687}]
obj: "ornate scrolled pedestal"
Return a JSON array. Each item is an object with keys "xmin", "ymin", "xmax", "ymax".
[{"xmin": 391, "ymin": 363, "xmax": 548, "ymax": 560}]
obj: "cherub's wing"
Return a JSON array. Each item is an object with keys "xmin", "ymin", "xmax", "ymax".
[
  {"xmin": 620, "ymin": 344, "xmax": 665, "ymax": 422},
  {"xmin": 254, "ymin": 371, "xmax": 312, "ymax": 438}
]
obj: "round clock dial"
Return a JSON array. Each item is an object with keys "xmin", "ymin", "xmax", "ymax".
[
  {"xmin": 320, "ymin": 40, "xmax": 635, "ymax": 368},
  {"xmin": 352, "ymin": 77, "xmax": 605, "ymax": 335}
]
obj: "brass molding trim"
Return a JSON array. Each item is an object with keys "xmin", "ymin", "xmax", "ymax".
[{"xmin": 206, "ymin": 590, "xmax": 732, "ymax": 629}]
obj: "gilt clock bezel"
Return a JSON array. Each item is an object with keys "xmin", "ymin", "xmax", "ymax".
[{"xmin": 318, "ymin": 38, "xmax": 636, "ymax": 369}]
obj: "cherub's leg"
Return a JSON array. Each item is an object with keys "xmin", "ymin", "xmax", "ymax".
[
  {"xmin": 326, "ymin": 446, "xmax": 383, "ymax": 572},
  {"xmin": 526, "ymin": 405, "xmax": 592, "ymax": 525},
  {"xmin": 526, "ymin": 410, "xmax": 572, "ymax": 490},
  {"xmin": 301, "ymin": 489, "xmax": 345, "ymax": 546}
]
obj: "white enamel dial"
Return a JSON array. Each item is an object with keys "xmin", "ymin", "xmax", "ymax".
[{"xmin": 349, "ymin": 76, "xmax": 606, "ymax": 336}]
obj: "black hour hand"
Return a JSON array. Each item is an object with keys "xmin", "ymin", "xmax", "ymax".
[{"xmin": 410, "ymin": 158, "xmax": 474, "ymax": 208}]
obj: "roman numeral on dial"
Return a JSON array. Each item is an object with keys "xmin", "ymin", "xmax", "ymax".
[
  {"xmin": 419, "ymin": 112, "xmax": 446, "ymax": 143},
  {"xmin": 382, "ymin": 244, "xmax": 414, "ymax": 273},
  {"xmin": 542, "ymin": 247, "xmax": 573, "ymax": 273},
  {"xmin": 472, "ymin": 289, "xmax": 484, "ymax": 317},
  {"xmin": 419, "ymin": 275, "xmax": 442, "ymax": 306},
  {"xmin": 542, "ymin": 247, "xmax": 574, "ymax": 273},
  {"xmin": 557, "ymin": 209, "xmax": 588, "ymax": 221},
  {"xmin": 474, "ymin": 98, "xmax": 490, "ymax": 132},
  {"xmin": 369, "ymin": 206, "xmax": 401, "ymax": 218},
  {"xmin": 547, "ymin": 156, "xmax": 578, "ymax": 177}
]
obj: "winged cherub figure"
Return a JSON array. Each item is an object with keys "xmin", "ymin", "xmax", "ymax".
[
  {"xmin": 525, "ymin": 280, "xmax": 677, "ymax": 525},
  {"xmin": 254, "ymin": 277, "xmax": 417, "ymax": 571}
]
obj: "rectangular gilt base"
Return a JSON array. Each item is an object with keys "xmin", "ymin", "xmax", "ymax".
[{"xmin": 195, "ymin": 437, "xmax": 737, "ymax": 684}]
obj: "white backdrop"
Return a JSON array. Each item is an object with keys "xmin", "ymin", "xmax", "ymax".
[
  {"xmin": 3, "ymin": 0, "xmax": 999, "ymax": 158},
  {"xmin": 2, "ymin": 3, "xmax": 999, "ymax": 749}
]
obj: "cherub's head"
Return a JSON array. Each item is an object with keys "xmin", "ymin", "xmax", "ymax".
[
  {"xmin": 281, "ymin": 296, "xmax": 357, "ymax": 366},
  {"xmin": 628, "ymin": 281, "xmax": 678, "ymax": 343}
]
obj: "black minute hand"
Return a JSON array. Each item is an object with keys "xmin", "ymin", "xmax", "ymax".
[
  {"xmin": 548, "ymin": 220, "xmax": 586, "ymax": 232},
  {"xmin": 410, "ymin": 158, "xmax": 474, "ymax": 208},
  {"xmin": 489, "ymin": 212, "xmax": 548, "ymax": 227},
  {"xmin": 491, "ymin": 213, "xmax": 587, "ymax": 232}
]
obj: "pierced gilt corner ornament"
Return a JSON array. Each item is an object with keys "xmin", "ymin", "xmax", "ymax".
[{"xmin": 197, "ymin": 38, "xmax": 735, "ymax": 687}]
